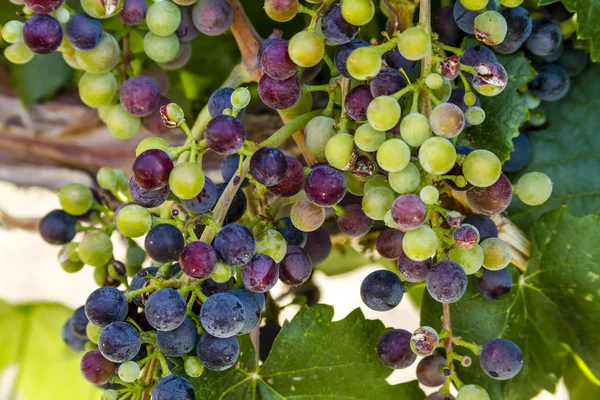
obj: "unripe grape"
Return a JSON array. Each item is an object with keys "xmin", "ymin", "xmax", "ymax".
[
  {"xmin": 341, "ymin": 0, "xmax": 375, "ymax": 26},
  {"xmin": 425, "ymin": 73, "xmax": 443, "ymax": 90},
  {"xmin": 465, "ymin": 106, "xmax": 486, "ymax": 125},
  {"xmin": 291, "ymin": 199, "xmax": 325, "ymax": 232},
  {"xmin": 288, "ymin": 31, "xmax": 324, "ymax": 67},
  {"xmin": 2, "ymin": 20, "xmax": 24, "ymax": 43},
  {"xmin": 449, "ymin": 245, "xmax": 484, "ymax": 275},
  {"xmin": 420, "ymin": 186, "xmax": 439, "ymax": 205},
  {"xmin": 144, "ymin": 32, "xmax": 180, "ymax": 63},
  {"xmin": 79, "ymin": 231, "xmax": 113, "ymax": 267},
  {"xmin": 75, "ymin": 33, "xmax": 120, "ymax": 74},
  {"xmin": 354, "ymin": 123, "xmax": 386, "ymax": 152},
  {"xmin": 376, "ymin": 139, "xmax": 410, "ymax": 172},
  {"xmin": 231, "ymin": 87, "xmax": 251, "ymax": 109},
  {"xmin": 79, "ymin": 72, "xmax": 118, "ymax": 108},
  {"xmin": 403, "ymin": 225, "xmax": 438, "ymax": 261},
  {"xmin": 118, "ymin": 361, "xmax": 141, "ymax": 383},
  {"xmin": 116, "ymin": 205, "xmax": 152, "ymax": 238},
  {"xmin": 516, "ymin": 172, "xmax": 552, "ymax": 206},
  {"xmin": 184, "ymin": 356, "xmax": 205, "ymax": 378},
  {"xmin": 462, "ymin": 150, "xmax": 502, "ymax": 188},
  {"xmin": 398, "ymin": 27, "xmax": 430, "ymax": 61},
  {"xmin": 362, "ymin": 187, "xmax": 395, "ymax": 220},
  {"xmin": 102, "ymin": 390, "xmax": 118, "ymax": 400},
  {"xmin": 146, "ymin": 0, "xmax": 182, "ymax": 37},
  {"xmin": 264, "ymin": 0, "xmax": 299, "ymax": 22},
  {"xmin": 256, "ymin": 229, "xmax": 287, "ymax": 263},
  {"xmin": 169, "ymin": 162, "xmax": 205, "ymax": 200},
  {"xmin": 459, "ymin": 0, "xmax": 488, "ymax": 11},
  {"xmin": 464, "ymin": 91, "xmax": 477, "ymax": 107},
  {"xmin": 59, "ymin": 183, "xmax": 93, "ymax": 216},
  {"xmin": 325, "ymin": 133, "xmax": 356, "ymax": 170},
  {"xmin": 136, "ymin": 137, "xmax": 169, "ymax": 156},
  {"xmin": 418, "ymin": 137, "xmax": 457, "ymax": 175},
  {"xmin": 81, "ymin": 0, "xmax": 123, "ymax": 19},
  {"xmin": 499, "ymin": 0, "xmax": 523, "ymax": 6},
  {"xmin": 4, "ymin": 42, "xmax": 35, "ymax": 64},
  {"xmin": 474, "ymin": 11, "xmax": 507, "ymax": 46},
  {"xmin": 346, "ymin": 46, "xmax": 381, "ymax": 80},
  {"xmin": 480, "ymin": 237, "xmax": 512, "ymax": 270},
  {"xmin": 400, "ymin": 113, "xmax": 432, "ymax": 147},
  {"xmin": 430, "ymin": 103, "xmax": 465, "ymax": 138},
  {"xmin": 304, "ymin": 116, "xmax": 337, "ymax": 158},
  {"xmin": 457, "ymin": 384, "xmax": 490, "ymax": 400},
  {"xmin": 367, "ymin": 96, "xmax": 401, "ymax": 131},
  {"xmin": 210, "ymin": 261, "xmax": 233, "ymax": 283},
  {"xmin": 389, "ymin": 163, "xmax": 420, "ymax": 194},
  {"xmin": 106, "ymin": 104, "xmax": 141, "ymax": 139}
]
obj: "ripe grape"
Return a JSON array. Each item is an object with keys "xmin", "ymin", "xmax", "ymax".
[
  {"xmin": 66, "ymin": 14, "xmax": 103, "ymax": 51},
  {"xmin": 145, "ymin": 288, "xmax": 187, "ymax": 331},
  {"xmin": 417, "ymin": 354, "xmax": 446, "ymax": 387},
  {"xmin": 377, "ymin": 329, "xmax": 416, "ymax": 369},
  {"xmin": 398, "ymin": 253, "xmax": 432, "ymax": 282},
  {"xmin": 370, "ymin": 68, "xmax": 408, "ymax": 98},
  {"xmin": 433, "ymin": 5, "xmax": 465, "ymax": 47},
  {"xmin": 362, "ymin": 186, "xmax": 395, "ymax": 220},
  {"xmin": 526, "ymin": 18, "xmax": 562, "ymax": 57},
  {"xmin": 376, "ymin": 138, "xmax": 410, "ymax": 172},
  {"xmin": 76, "ymin": 32, "xmax": 120, "ymax": 73},
  {"xmin": 516, "ymin": 171, "xmax": 553, "ymax": 206},
  {"xmin": 541, "ymin": 2, "xmax": 574, "ymax": 23},
  {"xmin": 80, "ymin": 350, "xmax": 115, "ymax": 384},
  {"xmin": 128, "ymin": 267, "xmax": 158, "ymax": 306},
  {"xmin": 334, "ymin": 39, "xmax": 369, "ymax": 78},
  {"xmin": 480, "ymin": 238, "xmax": 512, "ymax": 270},
  {"xmin": 120, "ymin": 76, "xmax": 161, "ymax": 117},
  {"xmin": 291, "ymin": 198, "xmax": 326, "ymax": 231},
  {"xmin": 229, "ymin": 289, "xmax": 262, "ymax": 334},
  {"xmin": 430, "ymin": 103, "xmax": 465, "ymax": 138},
  {"xmin": 200, "ymin": 293, "xmax": 246, "ymax": 338},
  {"xmin": 460, "ymin": 45, "xmax": 497, "ymax": 80},
  {"xmin": 192, "ymin": 0, "xmax": 232, "ymax": 35},
  {"xmin": 418, "ymin": 137, "xmax": 457, "ymax": 175},
  {"xmin": 144, "ymin": 224, "xmax": 185, "ymax": 263},
  {"xmin": 264, "ymin": 0, "xmax": 299, "ymax": 22},
  {"xmin": 400, "ymin": 113, "xmax": 432, "ymax": 147},
  {"xmin": 276, "ymin": 217, "xmax": 307, "ymax": 246},
  {"xmin": 197, "ymin": 334, "xmax": 240, "ymax": 371},
  {"xmin": 153, "ymin": 375, "xmax": 194, "ymax": 400},
  {"xmin": 107, "ymin": 104, "xmax": 141, "ymax": 139},
  {"xmin": 260, "ymin": 40, "xmax": 298, "ymax": 79},
  {"xmin": 361, "ymin": 270, "xmax": 403, "ymax": 311},
  {"xmin": 120, "ymin": 0, "xmax": 148, "ymax": 25},
  {"xmin": 346, "ymin": 46, "xmax": 382, "ymax": 80},
  {"xmin": 181, "ymin": 176, "xmax": 217, "ymax": 214},
  {"xmin": 398, "ymin": 27, "xmax": 430, "ymax": 60},
  {"xmin": 499, "ymin": 7, "xmax": 532, "ymax": 45},
  {"xmin": 341, "ymin": 0, "xmax": 375, "ymax": 26},
  {"xmin": 303, "ymin": 227, "xmax": 331, "ymax": 264},
  {"xmin": 449, "ymin": 245, "xmax": 484, "ymax": 275},
  {"xmin": 529, "ymin": 64, "xmax": 570, "ymax": 102},
  {"xmin": 389, "ymin": 163, "xmax": 420, "ymax": 194},
  {"xmin": 24, "ymin": 0, "xmax": 65, "ymax": 13},
  {"xmin": 426, "ymin": 260, "xmax": 468, "ymax": 303},
  {"xmin": 411, "ymin": 327, "xmax": 439, "ymax": 357},
  {"xmin": 268, "ymin": 156, "xmax": 304, "ymax": 197},
  {"xmin": 78, "ymin": 72, "xmax": 118, "ymax": 108},
  {"xmin": 144, "ymin": 32, "xmax": 179, "ymax": 63},
  {"xmin": 475, "ymin": 268, "xmax": 512, "ymax": 300},
  {"xmin": 474, "ymin": 11, "xmax": 507, "ymax": 45},
  {"xmin": 241, "ymin": 254, "xmax": 279, "ymax": 292},
  {"xmin": 213, "ymin": 224, "xmax": 256, "ymax": 266},
  {"xmin": 176, "ymin": 7, "xmax": 199, "ymax": 41},
  {"xmin": 59, "ymin": 183, "xmax": 93, "ymax": 216},
  {"xmin": 70, "ymin": 307, "xmax": 89, "ymax": 340},
  {"xmin": 383, "ymin": 47, "xmax": 420, "ymax": 73},
  {"xmin": 558, "ymin": 47, "xmax": 588, "ymax": 77},
  {"xmin": 23, "ymin": 14, "xmax": 63, "ymax": 55},
  {"xmin": 98, "ymin": 322, "xmax": 141, "ymax": 363},
  {"xmin": 344, "ymin": 85, "xmax": 373, "ymax": 120},
  {"xmin": 391, "ymin": 194, "xmax": 427, "ymax": 231},
  {"xmin": 304, "ymin": 116, "xmax": 337, "ymax": 158},
  {"xmin": 258, "ymin": 74, "xmax": 302, "ymax": 110},
  {"xmin": 250, "ymin": 147, "xmax": 288, "ymax": 186},
  {"xmin": 403, "ymin": 225, "xmax": 438, "ymax": 261},
  {"xmin": 321, "ymin": 4, "xmax": 358, "ymax": 44},
  {"xmin": 85, "ymin": 287, "xmax": 128, "ymax": 327},
  {"xmin": 306, "ymin": 164, "xmax": 348, "ymax": 204},
  {"xmin": 453, "ymin": 224, "xmax": 480, "ymax": 249},
  {"xmin": 79, "ymin": 231, "xmax": 113, "ymax": 267},
  {"xmin": 462, "ymin": 150, "xmax": 501, "ymax": 188},
  {"xmin": 63, "ymin": 319, "xmax": 87, "ymax": 351},
  {"xmin": 367, "ymin": 96, "xmax": 401, "ymax": 132},
  {"xmin": 205, "ymin": 115, "xmax": 246, "ymax": 154},
  {"xmin": 180, "ymin": 241, "xmax": 217, "ymax": 278},
  {"xmin": 128, "ymin": 177, "xmax": 169, "ymax": 208},
  {"xmin": 456, "ymin": 385, "xmax": 490, "ymax": 400},
  {"xmin": 479, "ymin": 338, "xmax": 523, "ymax": 380},
  {"xmin": 376, "ymin": 229, "xmax": 404, "ymax": 259},
  {"xmin": 213, "ymin": 185, "xmax": 246, "ymax": 225},
  {"xmin": 337, "ymin": 204, "xmax": 373, "ymax": 237},
  {"xmin": 467, "ymin": 173, "xmax": 513, "ymax": 215},
  {"xmin": 116, "ymin": 205, "xmax": 152, "ymax": 238},
  {"xmin": 288, "ymin": 30, "xmax": 324, "ymax": 67},
  {"xmin": 427, "ymin": 392, "xmax": 456, "ymax": 400},
  {"xmin": 279, "ymin": 245, "xmax": 313, "ymax": 285}
]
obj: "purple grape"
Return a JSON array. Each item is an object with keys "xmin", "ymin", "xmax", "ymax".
[
  {"xmin": 541, "ymin": 2, "xmax": 574, "ymax": 23},
  {"xmin": 383, "ymin": 48, "xmax": 420, "ymax": 73},
  {"xmin": 201, "ymin": 279, "xmax": 229, "ymax": 297},
  {"xmin": 377, "ymin": 329, "xmax": 416, "ymax": 369},
  {"xmin": 467, "ymin": 174, "xmax": 513, "ymax": 215},
  {"xmin": 63, "ymin": 319, "xmax": 87, "ymax": 351},
  {"xmin": 120, "ymin": 76, "xmax": 161, "ymax": 117},
  {"xmin": 23, "ymin": 14, "xmax": 63, "ymax": 54},
  {"xmin": 229, "ymin": 288, "xmax": 261, "ymax": 334},
  {"xmin": 500, "ymin": 7, "xmax": 532, "ymax": 44},
  {"xmin": 133, "ymin": 149, "xmax": 173, "ymax": 190},
  {"xmin": 344, "ymin": 85, "xmax": 373, "ymax": 121},
  {"xmin": 460, "ymin": 45, "xmax": 497, "ymax": 80},
  {"xmin": 39, "ymin": 210, "xmax": 77, "ymax": 245},
  {"xmin": 529, "ymin": 63, "xmax": 570, "ymax": 102},
  {"xmin": 462, "ymin": 214, "xmax": 498, "ymax": 242},
  {"xmin": 526, "ymin": 18, "xmax": 562, "ymax": 57},
  {"xmin": 558, "ymin": 47, "xmax": 589, "ymax": 77},
  {"xmin": 303, "ymin": 227, "xmax": 331, "ymax": 264},
  {"xmin": 120, "ymin": 0, "xmax": 148, "ymax": 25},
  {"xmin": 213, "ymin": 224, "xmax": 255, "ymax": 266},
  {"xmin": 303, "ymin": 59, "xmax": 323, "ymax": 81},
  {"xmin": 398, "ymin": 253, "xmax": 432, "ymax": 283},
  {"xmin": 250, "ymin": 147, "xmax": 288, "ymax": 186},
  {"xmin": 411, "ymin": 326, "xmax": 439, "ymax": 357},
  {"xmin": 197, "ymin": 333, "xmax": 239, "ymax": 371},
  {"xmin": 192, "ymin": 0, "xmax": 233, "ymax": 36},
  {"xmin": 337, "ymin": 204, "xmax": 373, "ymax": 237},
  {"xmin": 145, "ymin": 224, "xmax": 185, "ymax": 263},
  {"xmin": 180, "ymin": 241, "xmax": 217, "ymax": 278},
  {"xmin": 376, "ymin": 229, "xmax": 404, "ymax": 259},
  {"xmin": 267, "ymin": 156, "xmax": 304, "ymax": 197},
  {"xmin": 129, "ymin": 267, "xmax": 158, "ymax": 307},
  {"xmin": 181, "ymin": 176, "xmax": 217, "ymax": 214},
  {"xmin": 242, "ymin": 254, "xmax": 279, "ymax": 292},
  {"xmin": 214, "ymin": 183, "xmax": 248, "ymax": 224},
  {"xmin": 200, "ymin": 293, "xmax": 246, "ymax": 338},
  {"xmin": 260, "ymin": 40, "xmax": 298, "ymax": 80},
  {"xmin": 143, "ymin": 68, "xmax": 169, "ymax": 94},
  {"xmin": 145, "ymin": 288, "xmax": 187, "ymax": 331},
  {"xmin": 391, "ymin": 194, "xmax": 427, "ymax": 231},
  {"xmin": 85, "ymin": 287, "xmax": 128, "ymax": 327},
  {"xmin": 334, "ymin": 39, "xmax": 369, "ymax": 78},
  {"xmin": 80, "ymin": 350, "xmax": 115, "ymax": 385},
  {"xmin": 257, "ymin": 38, "xmax": 285, "ymax": 70},
  {"xmin": 279, "ymin": 245, "xmax": 313, "ymax": 286},
  {"xmin": 70, "ymin": 306, "xmax": 89, "ymax": 339},
  {"xmin": 426, "ymin": 261, "xmax": 468, "ymax": 303},
  {"xmin": 321, "ymin": 4, "xmax": 358, "ymax": 45},
  {"xmin": 452, "ymin": 224, "xmax": 480, "ymax": 249},
  {"xmin": 480, "ymin": 338, "xmax": 523, "ymax": 380},
  {"xmin": 446, "ymin": 211, "xmax": 462, "ymax": 228},
  {"xmin": 128, "ymin": 177, "xmax": 169, "ymax": 208},
  {"xmin": 305, "ymin": 165, "xmax": 347, "ymax": 206},
  {"xmin": 433, "ymin": 5, "xmax": 465, "ymax": 47},
  {"xmin": 205, "ymin": 115, "xmax": 246, "ymax": 155},
  {"xmin": 177, "ymin": 6, "xmax": 200, "ymax": 42},
  {"xmin": 98, "ymin": 322, "xmax": 141, "ymax": 363},
  {"xmin": 360, "ymin": 270, "xmax": 403, "ymax": 311},
  {"xmin": 24, "ymin": 0, "xmax": 64, "ymax": 14},
  {"xmin": 370, "ymin": 68, "xmax": 408, "ymax": 98},
  {"xmin": 426, "ymin": 392, "xmax": 455, "ymax": 400},
  {"xmin": 258, "ymin": 74, "xmax": 301, "ymax": 110},
  {"xmin": 66, "ymin": 14, "xmax": 103, "ymax": 51},
  {"xmin": 153, "ymin": 375, "xmax": 194, "ymax": 400},
  {"xmin": 475, "ymin": 268, "xmax": 512, "ymax": 300},
  {"xmin": 276, "ymin": 217, "xmax": 307, "ymax": 247},
  {"xmin": 417, "ymin": 354, "xmax": 446, "ymax": 387}
]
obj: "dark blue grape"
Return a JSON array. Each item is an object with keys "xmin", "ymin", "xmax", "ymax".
[
  {"xmin": 65, "ymin": 14, "xmax": 102, "ymax": 50},
  {"xmin": 500, "ymin": 7, "xmax": 532, "ymax": 44},
  {"xmin": 475, "ymin": 268, "xmax": 512, "ymax": 300},
  {"xmin": 229, "ymin": 288, "xmax": 262, "ymax": 335},
  {"xmin": 334, "ymin": 39, "xmax": 368, "ymax": 78},
  {"xmin": 383, "ymin": 48, "xmax": 420, "ymax": 74},
  {"xmin": 370, "ymin": 68, "xmax": 408, "ymax": 98},
  {"xmin": 303, "ymin": 60, "xmax": 323, "ymax": 81},
  {"xmin": 360, "ymin": 270, "xmax": 403, "ymax": 311},
  {"xmin": 199, "ymin": 293, "xmax": 246, "ymax": 338},
  {"xmin": 279, "ymin": 245, "xmax": 313, "ymax": 286},
  {"xmin": 144, "ymin": 288, "xmax": 187, "ymax": 331},
  {"xmin": 529, "ymin": 63, "xmax": 570, "ymax": 102},
  {"xmin": 460, "ymin": 45, "xmax": 497, "ymax": 80},
  {"xmin": 526, "ymin": 18, "xmax": 562, "ymax": 57},
  {"xmin": 462, "ymin": 214, "xmax": 498, "ymax": 242},
  {"xmin": 433, "ymin": 4, "xmax": 465, "ymax": 47},
  {"xmin": 480, "ymin": 338, "xmax": 523, "ymax": 380},
  {"xmin": 426, "ymin": 392, "xmax": 455, "ymax": 400},
  {"xmin": 558, "ymin": 47, "xmax": 589, "ymax": 77},
  {"xmin": 503, "ymin": 134, "xmax": 531, "ymax": 172},
  {"xmin": 321, "ymin": 4, "xmax": 358, "ymax": 45},
  {"xmin": 152, "ymin": 375, "xmax": 194, "ymax": 400},
  {"xmin": 276, "ymin": 217, "xmax": 307, "ymax": 247},
  {"xmin": 201, "ymin": 279, "xmax": 229, "ymax": 297},
  {"xmin": 144, "ymin": 224, "xmax": 185, "ymax": 263},
  {"xmin": 197, "ymin": 333, "xmax": 240, "ymax": 371},
  {"xmin": 207, "ymin": 87, "xmax": 245, "ymax": 118},
  {"xmin": 70, "ymin": 306, "xmax": 89, "ymax": 339},
  {"xmin": 221, "ymin": 154, "xmax": 241, "ymax": 182},
  {"xmin": 129, "ymin": 267, "xmax": 159, "ymax": 307},
  {"xmin": 39, "ymin": 210, "xmax": 77, "ymax": 245},
  {"xmin": 453, "ymin": 0, "xmax": 497, "ymax": 35},
  {"xmin": 23, "ymin": 14, "xmax": 63, "ymax": 54},
  {"xmin": 98, "ymin": 322, "xmax": 141, "ymax": 363},
  {"xmin": 62, "ymin": 319, "xmax": 87, "ymax": 351},
  {"xmin": 156, "ymin": 317, "xmax": 198, "ymax": 356},
  {"xmin": 377, "ymin": 329, "xmax": 416, "ymax": 369},
  {"xmin": 181, "ymin": 176, "xmax": 217, "ymax": 214},
  {"xmin": 213, "ymin": 224, "xmax": 255, "ymax": 266},
  {"xmin": 529, "ymin": 40, "xmax": 564, "ymax": 64},
  {"xmin": 85, "ymin": 287, "xmax": 128, "ymax": 327},
  {"xmin": 541, "ymin": 2, "xmax": 574, "ymax": 23},
  {"xmin": 494, "ymin": 39, "xmax": 523, "ymax": 55},
  {"xmin": 250, "ymin": 147, "xmax": 288, "ymax": 186},
  {"xmin": 214, "ymin": 182, "xmax": 248, "ymax": 224},
  {"xmin": 129, "ymin": 177, "xmax": 170, "ymax": 209},
  {"xmin": 426, "ymin": 261, "xmax": 467, "ymax": 303}
]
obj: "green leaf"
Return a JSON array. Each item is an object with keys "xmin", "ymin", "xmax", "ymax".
[
  {"xmin": 421, "ymin": 207, "xmax": 600, "ymax": 400},
  {"xmin": 508, "ymin": 64, "xmax": 600, "ymax": 230},
  {"xmin": 458, "ymin": 53, "xmax": 536, "ymax": 162},
  {"xmin": 180, "ymin": 305, "xmax": 424, "ymax": 399},
  {"xmin": 0, "ymin": 301, "xmax": 100, "ymax": 400},
  {"xmin": 564, "ymin": 358, "xmax": 600, "ymax": 400}
]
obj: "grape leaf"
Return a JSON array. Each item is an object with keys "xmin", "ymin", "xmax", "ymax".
[
  {"xmin": 180, "ymin": 305, "xmax": 424, "ymax": 399},
  {"xmin": 0, "ymin": 301, "xmax": 100, "ymax": 400},
  {"xmin": 458, "ymin": 52, "xmax": 536, "ymax": 162},
  {"xmin": 421, "ymin": 207, "xmax": 600, "ymax": 400},
  {"xmin": 508, "ymin": 64, "xmax": 600, "ymax": 230},
  {"xmin": 564, "ymin": 359, "xmax": 600, "ymax": 400}
]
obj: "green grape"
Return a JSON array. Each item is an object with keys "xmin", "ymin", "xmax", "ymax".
[
  {"xmin": 462, "ymin": 150, "xmax": 501, "ymax": 188},
  {"xmin": 346, "ymin": 46, "xmax": 382, "ymax": 80},
  {"xmin": 558, "ymin": 15, "xmax": 577, "ymax": 38},
  {"xmin": 210, "ymin": 261, "xmax": 233, "ymax": 283},
  {"xmin": 116, "ymin": 205, "xmax": 152, "ymax": 238},
  {"xmin": 136, "ymin": 138, "xmax": 170, "ymax": 157},
  {"xmin": 376, "ymin": 139, "xmax": 410, "ymax": 172},
  {"xmin": 464, "ymin": 91, "xmax": 477, "ymax": 107},
  {"xmin": 400, "ymin": 113, "xmax": 432, "ymax": 147},
  {"xmin": 264, "ymin": 0, "xmax": 298, "ymax": 22},
  {"xmin": 516, "ymin": 172, "xmax": 552, "ymax": 206},
  {"xmin": 184, "ymin": 356, "xmax": 205, "ymax": 378},
  {"xmin": 81, "ymin": 0, "xmax": 123, "ymax": 19},
  {"xmin": 465, "ymin": 106, "xmax": 485, "ymax": 125},
  {"xmin": 94, "ymin": 264, "xmax": 108, "ymax": 286},
  {"xmin": 163, "ymin": 103, "xmax": 184, "ymax": 125},
  {"xmin": 144, "ymin": 32, "xmax": 180, "ymax": 63},
  {"xmin": 2, "ymin": 20, "xmax": 24, "ymax": 43},
  {"xmin": 459, "ymin": 0, "xmax": 488, "ymax": 11},
  {"xmin": 96, "ymin": 168, "xmax": 117, "ymax": 191},
  {"xmin": 474, "ymin": 11, "xmax": 508, "ymax": 46},
  {"xmin": 383, "ymin": 210, "xmax": 400, "ymax": 229},
  {"xmin": 280, "ymin": 92, "xmax": 313, "ymax": 120},
  {"xmin": 86, "ymin": 323, "xmax": 103, "ymax": 344},
  {"xmin": 523, "ymin": 91, "xmax": 541, "ymax": 110},
  {"xmin": 367, "ymin": 96, "xmax": 401, "ymax": 131},
  {"xmin": 304, "ymin": 116, "xmax": 337, "ymax": 158},
  {"xmin": 344, "ymin": 171, "xmax": 365, "ymax": 196},
  {"xmin": 291, "ymin": 199, "xmax": 326, "ymax": 232},
  {"xmin": 102, "ymin": 389, "xmax": 118, "ymax": 400},
  {"xmin": 58, "ymin": 247, "xmax": 84, "ymax": 273},
  {"xmin": 420, "ymin": 185, "xmax": 439, "ymax": 204},
  {"xmin": 364, "ymin": 174, "xmax": 391, "ymax": 193},
  {"xmin": 169, "ymin": 162, "xmax": 205, "ymax": 200},
  {"xmin": 118, "ymin": 361, "xmax": 141, "ymax": 383},
  {"xmin": 80, "ymin": 231, "xmax": 113, "ymax": 267},
  {"xmin": 75, "ymin": 33, "xmax": 120, "ymax": 74},
  {"xmin": 432, "ymin": 79, "xmax": 452, "ymax": 103},
  {"xmin": 388, "ymin": 162, "xmax": 420, "ymax": 194},
  {"xmin": 146, "ymin": 0, "xmax": 181, "ymax": 37},
  {"xmin": 65, "ymin": 242, "xmax": 81, "ymax": 262},
  {"xmin": 354, "ymin": 123, "xmax": 386, "ymax": 152},
  {"xmin": 288, "ymin": 31, "xmax": 324, "ymax": 67},
  {"xmin": 457, "ymin": 384, "xmax": 491, "ymax": 400},
  {"xmin": 4, "ymin": 42, "xmax": 34, "ymax": 64},
  {"xmin": 256, "ymin": 229, "xmax": 287, "ymax": 263},
  {"xmin": 114, "ymin": 169, "xmax": 129, "ymax": 191},
  {"xmin": 107, "ymin": 104, "xmax": 141, "ymax": 139},
  {"xmin": 85, "ymin": 342, "xmax": 99, "ymax": 352},
  {"xmin": 529, "ymin": 109, "xmax": 546, "ymax": 127},
  {"xmin": 425, "ymin": 73, "xmax": 443, "ymax": 90},
  {"xmin": 430, "ymin": 103, "xmax": 465, "ymax": 138},
  {"xmin": 97, "ymin": 104, "xmax": 113, "ymax": 123},
  {"xmin": 341, "ymin": 0, "xmax": 375, "ymax": 26},
  {"xmin": 403, "ymin": 225, "xmax": 438, "ymax": 261},
  {"xmin": 449, "ymin": 245, "xmax": 484, "ymax": 275},
  {"xmin": 59, "ymin": 183, "xmax": 93, "ymax": 216},
  {"xmin": 231, "ymin": 87, "xmax": 251, "ymax": 109},
  {"xmin": 79, "ymin": 72, "xmax": 118, "ymax": 108},
  {"xmin": 398, "ymin": 27, "xmax": 430, "ymax": 61},
  {"xmin": 325, "ymin": 133, "xmax": 356, "ymax": 170},
  {"xmin": 480, "ymin": 238, "xmax": 511, "ymax": 271},
  {"xmin": 418, "ymin": 137, "xmax": 457, "ymax": 175},
  {"xmin": 53, "ymin": 8, "xmax": 71, "ymax": 24},
  {"xmin": 362, "ymin": 186, "xmax": 395, "ymax": 220}
]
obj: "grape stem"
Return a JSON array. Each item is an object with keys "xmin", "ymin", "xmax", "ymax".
[
  {"xmin": 454, "ymin": 337, "xmax": 482, "ymax": 355},
  {"xmin": 440, "ymin": 303, "xmax": 455, "ymax": 396},
  {"xmin": 322, "ymin": 53, "xmax": 340, "ymax": 77},
  {"xmin": 440, "ymin": 44, "xmax": 465, "ymax": 56},
  {"xmin": 419, "ymin": 0, "xmax": 432, "ymax": 116}
]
